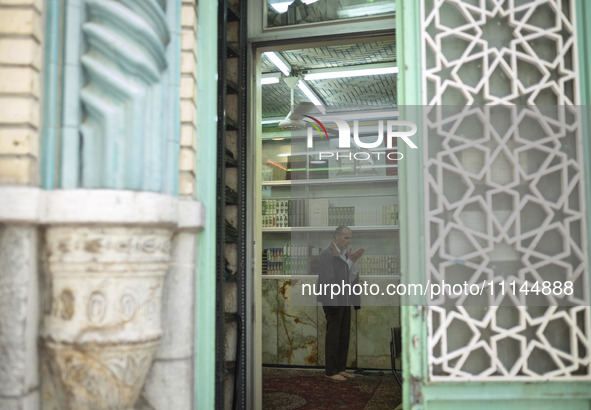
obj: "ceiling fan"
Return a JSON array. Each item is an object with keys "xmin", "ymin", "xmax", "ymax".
[{"xmin": 278, "ymin": 77, "xmax": 318, "ymax": 129}]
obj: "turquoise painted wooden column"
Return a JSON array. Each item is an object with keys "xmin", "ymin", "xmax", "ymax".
[
  {"xmin": 41, "ymin": 0, "xmax": 60, "ymax": 189},
  {"xmin": 194, "ymin": 0, "xmax": 218, "ymax": 408},
  {"xmin": 577, "ymin": 0, "xmax": 591, "ymax": 106},
  {"xmin": 577, "ymin": 1, "xmax": 591, "ymax": 379},
  {"xmin": 396, "ymin": 1, "xmax": 427, "ymax": 409},
  {"xmin": 41, "ymin": 0, "xmax": 180, "ymax": 195}
]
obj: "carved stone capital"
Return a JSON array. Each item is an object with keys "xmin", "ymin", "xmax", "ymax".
[
  {"xmin": 33, "ymin": 189, "xmax": 203, "ymax": 409},
  {"xmin": 41, "ymin": 225, "xmax": 172, "ymax": 408}
]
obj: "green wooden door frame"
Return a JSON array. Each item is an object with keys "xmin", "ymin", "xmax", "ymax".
[
  {"xmin": 396, "ymin": 0, "xmax": 591, "ymax": 409},
  {"xmin": 577, "ymin": 0, "xmax": 591, "ymax": 105},
  {"xmin": 395, "ymin": 0, "xmax": 427, "ymax": 408},
  {"xmin": 195, "ymin": 0, "xmax": 218, "ymax": 408},
  {"xmin": 578, "ymin": 0, "xmax": 591, "ymax": 283}
]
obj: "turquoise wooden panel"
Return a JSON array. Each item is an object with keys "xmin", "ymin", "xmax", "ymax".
[
  {"xmin": 163, "ymin": 0, "xmax": 181, "ymax": 196},
  {"xmin": 59, "ymin": 0, "xmax": 83, "ymax": 188},
  {"xmin": 41, "ymin": 0, "xmax": 60, "ymax": 189},
  {"xmin": 194, "ymin": 0, "xmax": 218, "ymax": 408},
  {"xmin": 42, "ymin": 0, "xmax": 180, "ymax": 194},
  {"xmin": 396, "ymin": 1, "xmax": 427, "ymax": 409},
  {"xmin": 423, "ymin": 400, "xmax": 589, "ymax": 410},
  {"xmin": 577, "ymin": 0, "xmax": 591, "ymax": 105},
  {"xmin": 422, "ymin": 382, "xmax": 591, "ymax": 410}
]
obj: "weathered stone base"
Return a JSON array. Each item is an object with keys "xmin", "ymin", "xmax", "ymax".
[{"xmin": 42, "ymin": 341, "xmax": 159, "ymax": 409}]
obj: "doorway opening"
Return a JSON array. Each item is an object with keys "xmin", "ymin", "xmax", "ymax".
[{"xmin": 250, "ymin": 37, "xmax": 403, "ymax": 408}]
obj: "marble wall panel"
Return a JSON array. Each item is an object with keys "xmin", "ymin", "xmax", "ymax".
[
  {"xmin": 356, "ymin": 306, "xmax": 399, "ymax": 369},
  {"xmin": 277, "ymin": 280, "xmax": 318, "ymax": 366},
  {"xmin": 262, "ymin": 278, "xmax": 398, "ymax": 370},
  {"xmin": 262, "ymin": 279, "xmax": 278, "ymax": 364}
]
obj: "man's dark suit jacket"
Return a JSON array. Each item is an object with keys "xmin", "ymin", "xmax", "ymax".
[{"xmin": 316, "ymin": 243, "xmax": 361, "ymax": 307}]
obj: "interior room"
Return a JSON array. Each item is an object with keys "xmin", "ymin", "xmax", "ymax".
[{"xmin": 257, "ymin": 38, "xmax": 403, "ymax": 407}]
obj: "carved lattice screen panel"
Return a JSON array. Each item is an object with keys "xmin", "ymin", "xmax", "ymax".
[{"xmin": 421, "ymin": 0, "xmax": 591, "ymax": 380}]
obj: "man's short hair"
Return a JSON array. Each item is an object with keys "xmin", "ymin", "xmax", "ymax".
[{"xmin": 334, "ymin": 225, "xmax": 351, "ymax": 238}]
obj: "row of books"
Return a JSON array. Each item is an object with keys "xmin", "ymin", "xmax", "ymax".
[
  {"xmin": 263, "ymin": 200, "xmax": 399, "ymax": 228},
  {"xmin": 328, "ymin": 206, "xmax": 355, "ymax": 227},
  {"xmin": 262, "ymin": 199, "xmax": 307, "ymax": 227},
  {"xmin": 356, "ymin": 254, "xmax": 399, "ymax": 276},
  {"xmin": 262, "ymin": 247, "xmax": 399, "ymax": 276},
  {"xmin": 307, "ymin": 200, "xmax": 400, "ymax": 227},
  {"xmin": 355, "ymin": 205, "xmax": 399, "ymax": 226},
  {"xmin": 262, "ymin": 244, "xmax": 310, "ymax": 275}
]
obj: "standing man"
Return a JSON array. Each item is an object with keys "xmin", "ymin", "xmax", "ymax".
[{"xmin": 317, "ymin": 225, "xmax": 365, "ymax": 381}]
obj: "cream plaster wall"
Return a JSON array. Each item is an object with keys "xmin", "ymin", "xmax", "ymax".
[{"xmin": 0, "ymin": 0, "xmax": 43, "ymax": 185}]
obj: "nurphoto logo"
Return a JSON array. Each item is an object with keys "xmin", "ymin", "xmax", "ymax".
[
  {"xmin": 304, "ymin": 112, "xmax": 418, "ymax": 162},
  {"xmin": 303, "ymin": 115, "xmax": 329, "ymax": 140}
]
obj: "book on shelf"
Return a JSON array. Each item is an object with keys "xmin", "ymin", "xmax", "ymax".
[
  {"xmin": 263, "ymin": 199, "xmax": 308, "ymax": 227},
  {"xmin": 309, "ymin": 199, "xmax": 329, "ymax": 226}
]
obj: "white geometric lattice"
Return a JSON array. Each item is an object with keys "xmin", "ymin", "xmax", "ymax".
[
  {"xmin": 421, "ymin": 0, "xmax": 591, "ymax": 380},
  {"xmin": 422, "ymin": 0, "xmax": 578, "ymax": 105},
  {"xmin": 429, "ymin": 305, "xmax": 590, "ymax": 379}
]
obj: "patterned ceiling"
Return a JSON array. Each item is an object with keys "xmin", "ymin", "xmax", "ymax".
[{"xmin": 262, "ymin": 40, "xmax": 397, "ymax": 118}]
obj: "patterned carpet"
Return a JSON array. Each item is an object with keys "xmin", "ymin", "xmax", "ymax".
[{"xmin": 262, "ymin": 367, "xmax": 402, "ymax": 410}]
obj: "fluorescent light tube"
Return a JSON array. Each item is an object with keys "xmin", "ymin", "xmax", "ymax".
[
  {"xmin": 263, "ymin": 52, "xmax": 291, "ymax": 76},
  {"xmin": 261, "ymin": 77, "xmax": 280, "ymax": 85},
  {"xmin": 304, "ymin": 66, "xmax": 398, "ymax": 81},
  {"xmin": 337, "ymin": 2, "xmax": 395, "ymax": 18},
  {"xmin": 297, "ymin": 81, "xmax": 325, "ymax": 113},
  {"xmin": 261, "ymin": 73, "xmax": 281, "ymax": 85}
]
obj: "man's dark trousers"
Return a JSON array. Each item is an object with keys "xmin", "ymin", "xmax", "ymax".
[{"xmin": 323, "ymin": 305, "xmax": 351, "ymax": 376}]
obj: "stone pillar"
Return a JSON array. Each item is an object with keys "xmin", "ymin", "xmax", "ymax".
[
  {"xmin": 139, "ymin": 229, "xmax": 198, "ymax": 409},
  {"xmin": 0, "ymin": 224, "xmax": 40, "ymax": 410},
  {"xmin": 0, "ymin": 0, "xmax": 44, "ymax": 408},
  {"xmin": 6, "ymin": 189, "xmax": 204, "ymax": 410}
]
